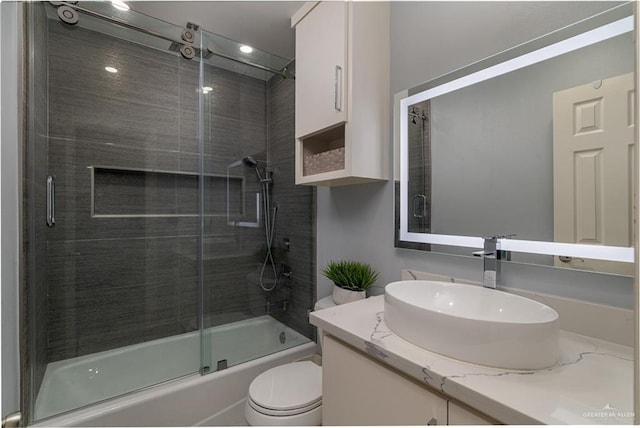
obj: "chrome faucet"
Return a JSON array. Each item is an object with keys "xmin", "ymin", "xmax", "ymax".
[{"xmin": 477, "ymin": 236, "xmax": 500, "ymax": 289}]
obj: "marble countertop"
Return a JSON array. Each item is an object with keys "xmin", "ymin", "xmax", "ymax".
[{"xmin": 310, "ymin": 295, "xmax": 634, "ymax": 425}]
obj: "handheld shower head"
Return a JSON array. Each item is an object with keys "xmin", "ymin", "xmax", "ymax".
[
  {"xmin": 243, "ymin": 156, "xmax": 268, "ymax": 182},
  {"xmin": 243, "ymin": 156, "xmax": 258, "ymax": 168}
]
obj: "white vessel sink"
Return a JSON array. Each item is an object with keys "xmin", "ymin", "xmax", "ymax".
[{"xmin": 384, "ymin": 281, "xmax": 559, "ymax": 370}]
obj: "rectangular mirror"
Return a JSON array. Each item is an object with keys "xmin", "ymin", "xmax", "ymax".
[{"xmin": 395, "ymin": 3, "xmax": 634, "ymax": 275}]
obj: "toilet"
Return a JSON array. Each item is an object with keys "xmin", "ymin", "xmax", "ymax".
[{"xmin": 244, "ymin": 296, "xmax": 335, "ymax": 426}]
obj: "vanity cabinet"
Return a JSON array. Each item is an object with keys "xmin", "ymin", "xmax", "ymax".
[
  {"xmin": 322, "ymin": 334, "xmax": 497, "ymax": 425},
  {"xmin": 292, "ymin": 1, "xmax": 389, "ymax": 186},
  {"xmin": 322, "ymin": 335, "xmax": 448, "ymax": 425},
  {"xmin": 448, "ymin": 401, "xmax": 496, "ymax": 425}
]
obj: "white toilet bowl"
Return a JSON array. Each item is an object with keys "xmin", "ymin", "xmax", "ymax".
[
  {"xmin": 244, "ymin": 296, "xmax": 335, "ymax": 426},
  {"xmin": 245, "ymin": 361, "xmax": 322, "ymax": 426}
]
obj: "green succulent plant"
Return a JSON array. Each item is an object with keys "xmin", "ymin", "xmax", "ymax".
[{"xmin": 321, "ymin": 260, "xmax": 379, "ymax": 291}]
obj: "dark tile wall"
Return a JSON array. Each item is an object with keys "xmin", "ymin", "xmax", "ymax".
[
  {"xmin": 407, "ymin": 100, "xmax": 431, "ymax": 234},
  {"xmin": 44, "ymin": 22, "xmax": 314, "ymax": 364},
  {"xmin": 264, "ymin": 63, "xmax": 317, "ymax": 339},
  {"xmin": 47, "ymin": 21, "xmax": 186, "ymax": 361},
  {"xmin": 23, "ymin": 2, "xmax": 50, "ymax": 418},
  {"xmin": 396, "ymin": 99, "xmax": 431, "ymax": 251},
  {"xmin": 45, "ymin": 22, "xmax": 270, "ymax": 361}
]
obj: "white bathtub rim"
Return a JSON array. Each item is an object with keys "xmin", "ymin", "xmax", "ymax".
[
  {"xmin": 32, "ymin": 341, "xmax": 317, "ymax": 427},
  {"xmin": 35, "ymin": 315, "xmax": 310, "ymax": 421},
  {"xmin": 41, "ymin": 315, "xmax": 280, "ymax": 375},
  {"xmin": 194, "ymin": 397, "xmax": 247, "ymax": 426}
]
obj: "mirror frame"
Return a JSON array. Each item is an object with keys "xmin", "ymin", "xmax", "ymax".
[{"xmin": 397, "ymin": 5, "xmax": 634, "ymax": 263}]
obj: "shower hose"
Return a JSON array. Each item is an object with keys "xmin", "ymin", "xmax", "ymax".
[{"xmin": 259, "ymin": 184, "xmax": 279, "ymax": 292}]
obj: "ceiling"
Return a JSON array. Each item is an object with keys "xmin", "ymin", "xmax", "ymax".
[{"xmin": 130, "ymin": 1, "xmax": 307, "ymax": 59}]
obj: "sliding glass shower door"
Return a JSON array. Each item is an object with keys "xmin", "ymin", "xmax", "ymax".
[{"xmin": 25, "ymin": 2, "xmax": 207, "ymax": 421}]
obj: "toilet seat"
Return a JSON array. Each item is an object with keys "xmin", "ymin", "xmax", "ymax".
[
  {"xmin": 245, "ymin": 400, "xmax": 322, "ymax": 426},
  {"xmin": 248, "ymin": 396, "xmax": 321, "ymax": 417},
  {"xmin": 248, "ymin": 361, "xmax": 322, "ymax": 415}
]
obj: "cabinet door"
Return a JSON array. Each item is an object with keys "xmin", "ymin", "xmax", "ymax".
[
  {"xmin": 295, "ymin": 1, "xmax": 347, "ymax": 139},
  {"xmin": 448, "ymin": 401, "xmax": 497, "ymax": 425},
  {"xmin": 323, "ymin": 335, "xmax": 448, "ymax": 425}
]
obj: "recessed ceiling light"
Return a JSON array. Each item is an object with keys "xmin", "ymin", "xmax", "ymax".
[
  {"xmin": 110, "ymin": 0, "xmax": 130, "ymax": 11},
  {"xmin": 239, "ymin": 45, "xmax": 253, "ymax": 54},
  {"xmin": 105, "ymin": 66, "xmax": 118, "ymax": 73},
  {"xmin": 202, "ymin": 86, "xmax": 213, "ymax": 94}
]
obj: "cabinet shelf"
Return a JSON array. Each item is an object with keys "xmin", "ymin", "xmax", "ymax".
[{"xmin": 301, "ymin": 124, "xmax": 345, "ymax": 177}]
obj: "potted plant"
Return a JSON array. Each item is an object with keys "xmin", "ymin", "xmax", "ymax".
[{"xmin": 321, "ymin": 260, "xmax": 379, "ymax": 305}]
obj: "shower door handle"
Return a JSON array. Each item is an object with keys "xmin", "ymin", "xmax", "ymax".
[
  {"xmin": 47, "ymin": 174, "xmax": 55, "ymax": 227},
  {"xmin": 334, "ymin": 65, "xmax": 343, "ymax": 112},
  {"xmin": 412, "ymin": 194, "xmax": 427, "ymax": 218}
]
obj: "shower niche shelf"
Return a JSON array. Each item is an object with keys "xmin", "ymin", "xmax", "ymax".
[
  {"xmin": 293, "ymin": 1, "xmax": 390, "ymax": 187},
  {"xmin": 90, "ymin": 166, "xmax": 244, "ymax": 218}
]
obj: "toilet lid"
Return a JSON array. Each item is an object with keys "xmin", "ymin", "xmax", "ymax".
[{"xmin": 248, "ymin": 361, "xmax": 322, "ymax": 411}]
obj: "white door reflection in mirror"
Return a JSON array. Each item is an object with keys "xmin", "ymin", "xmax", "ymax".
[{"xmin": 553, "ymin": 73, "xmax": 634, "ymax": 275}]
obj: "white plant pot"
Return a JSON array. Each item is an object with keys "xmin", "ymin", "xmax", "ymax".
[{"xmin": 332, "ymin": 284, "xmax": 366, "ymax": 305}]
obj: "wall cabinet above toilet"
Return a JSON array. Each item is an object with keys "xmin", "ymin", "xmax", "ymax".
[{"xmin": 292, "ymin": 1, "xmax": 390, "ymax": 186}]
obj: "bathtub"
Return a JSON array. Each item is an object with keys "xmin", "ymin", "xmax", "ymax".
[{"xmin": 33, "ymin": 315, "xmax": 316, "ymax": 426}]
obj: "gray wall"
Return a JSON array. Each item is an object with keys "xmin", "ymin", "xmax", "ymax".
[
  {"xmin": 316, "ymin": 1, "xmax": 633, "ymax": 308},
  {"xmin": 430, "ymin": 34, "xmax": 632, "ymax": 242}
]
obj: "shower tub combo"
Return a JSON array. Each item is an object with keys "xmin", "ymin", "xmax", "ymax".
[
  {"xmin": 33, "ymin": 316, "xmax": 314, "ymax": 426},
  {"xmin": 24, "ymin": 1, "xmax": 315, "ymax": 425}
]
